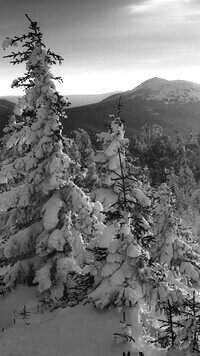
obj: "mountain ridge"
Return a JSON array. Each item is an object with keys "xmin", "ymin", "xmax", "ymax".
[
  {"xmin": 131, "ymin": 77, "xmax": 200, "ymax": 103},
  {"xmin": 1, "ymin": 77, "xmax": 200, "ymax": 138},
  {"xmin": 64, "ymin": 77, "xmax": 200, "ymax": 138},
  {"xmin": 103, "ymin": 77, "xmax": 200, "ymax": 104}
]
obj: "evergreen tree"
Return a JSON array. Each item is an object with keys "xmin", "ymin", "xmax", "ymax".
[
  {"xmin": 139, "ymin": 181, "xmax": 200, "ymax": 353},
  {"xmin": 172, "ymin": 132, "xmax": 196, "ymax": 211},
  {"xmin": 131, "ymin": 124, "xmax": 176, "ymax": 186},
  {"xmin": 0, "ymin": 15, "xmax": 104, "ymax": 301},
  {"xmin": 87, "ymin": 115, "xmax": 154, "ymax": 309},
  {"xmin": 71, "ymin": 128, "xmax": 98, "ymax": 190},
  {"xmin": 143, "ymin": 291, "xmax": 200, "ymax": 354}
]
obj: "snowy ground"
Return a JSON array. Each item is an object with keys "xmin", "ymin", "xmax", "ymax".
[{"xmin": 0, "ymin": 285, "xmax": 169, "ymax": 356}]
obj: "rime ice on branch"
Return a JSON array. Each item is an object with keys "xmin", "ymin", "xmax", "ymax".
[{"xmin": 0, "ymin": 15, "xmax": 104, "ymax": 301}]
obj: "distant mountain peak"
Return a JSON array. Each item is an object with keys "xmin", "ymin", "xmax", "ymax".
[
  {"xmin": 134, "ymin": 77, "xmax": 168, "ymax": 87},
  {"xmin": 127, "ymin": 77, "xmax": 200, "ymax": 104}
]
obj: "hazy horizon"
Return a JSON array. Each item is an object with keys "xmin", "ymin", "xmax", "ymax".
[{"xmin": 2, "ymin": 76, "xmax": 200, "ymax": 98}]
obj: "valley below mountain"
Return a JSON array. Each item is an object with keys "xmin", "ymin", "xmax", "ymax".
[
  {"xmin": 64, "ymin": 77, "xmax": 200, "ymax": 139},
  {"xmin": 1, "ymin": 78, "xmax": 200, "ymax": 139}
]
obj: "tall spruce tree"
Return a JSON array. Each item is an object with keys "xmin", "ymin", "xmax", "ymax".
[
  {"xmin": 71, "ymin": 128, "xmax": 98, "ymax": 190},
  {"xmin": 0, "ymin": 15, "xmax": 104, "ymax": 301},
  {"xmin": 87, "ymin": 115, "xmax": 154, "ymax": 309},
  {"xmin": 173, "ymin": 132, "xmax": 196, "ymax": 211}
]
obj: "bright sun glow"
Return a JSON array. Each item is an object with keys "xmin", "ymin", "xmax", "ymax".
[
  {"xmin": 57, "ymin": 66, "xmax": 200, "ymax": 95},
  {"xmin": 2, "ymin": 65, "xmax": 200, "ymax": 97}
]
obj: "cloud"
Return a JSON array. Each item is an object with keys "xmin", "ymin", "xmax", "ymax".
[
  {"xmin": 188, "ymin": 0, "xmax": 200, "ymax": 5},
  {"xmin": 126, "ymin": 0, "xmax": 200, "ymax": 24}
]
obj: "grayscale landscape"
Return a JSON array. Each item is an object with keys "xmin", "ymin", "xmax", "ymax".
[{"xmin": 0, "ymin": 1, "xmax": 200, "ymax": 356}]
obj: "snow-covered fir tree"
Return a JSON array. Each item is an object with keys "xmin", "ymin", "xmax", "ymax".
[
  {"xmin": 173, "ymin": 132, "xmax": 196, "ymax": 211},
  {"xmin": 138, "ymin": 181, "xmax": 200, "ymax": 353},
  {"xmin": 87, "ymin": 115, "xmax": 155, "ymax": 309},
  {"xmin": 142, "ymin": 290, "xmax": 200, "ymax": 355},
  {"xmin": 0, "ymin": 15, "xmax": 104, "ymax": 302},
  {"xmin": 71, "ymin": 128, "xmax": 98, "ymax": 190}
]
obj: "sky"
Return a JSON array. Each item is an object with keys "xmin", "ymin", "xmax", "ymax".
[{"xmin": 1, "ymin": 0, "xmax": 200, "ymax": 96}]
